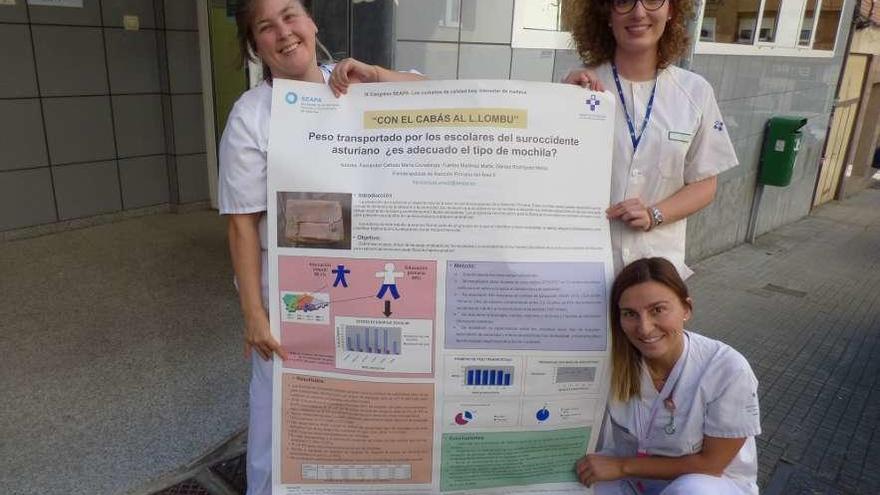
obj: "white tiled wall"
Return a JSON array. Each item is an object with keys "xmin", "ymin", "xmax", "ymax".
[
  {"xmin": 458, "ymin": 44, "xmax": 511, "ymax": 79},
  {"xmin": 459, "ymin": 0, "xmax": 513, "ymax": 43},
  {"xmin": 0, "ymin": 0, "xmax": 208, "ymax": 232},
  {"xmin": 394, "ymin": 0, "xmax": 572, "ymax": 81},
  {"xmin": 395, "ymin": 40, "xmax": 459, "ymax": 79}
]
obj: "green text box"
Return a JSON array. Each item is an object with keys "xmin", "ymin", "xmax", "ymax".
[{"xmin": 440, "ymin": 427, "xmax": 590, "ymax": 492}]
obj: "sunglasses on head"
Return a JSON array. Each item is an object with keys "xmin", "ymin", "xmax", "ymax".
[{"xmin": 611, "ymin": 0, "xmax": 667, "ymax": 14}]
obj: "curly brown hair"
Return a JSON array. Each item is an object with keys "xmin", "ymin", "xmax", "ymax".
[{"xmin": 564, "ymin": 0, "xmax": 695, "ymax": 69}]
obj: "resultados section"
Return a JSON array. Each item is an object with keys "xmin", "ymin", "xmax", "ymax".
[{"xmin": 281, "ymin": 374, "xmax": 434, "ymax": 485}]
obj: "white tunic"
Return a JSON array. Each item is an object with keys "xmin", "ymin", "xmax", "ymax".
[
  {"xmin": 593, "ymin": 63, "xmax": 738, "ymax": 278},
  {"xmin": 217, "ymin": 65, "xmax": 335, "ymax": 304},
  {"xmin": 217, "ymin": 66, "xmax": 335, "ymax": 495},
  {"xmin": 598, "ymin": 331, "xmax": 761, "ymax": 494}
]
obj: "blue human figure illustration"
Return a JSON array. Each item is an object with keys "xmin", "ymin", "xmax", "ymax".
[
  {"xmin": 375, "ymin": 262, "xmax": 403, "ymax": 299},
  {"xmin": 332, "ymin": 264, "xmax": 350, "ymax": 287}
]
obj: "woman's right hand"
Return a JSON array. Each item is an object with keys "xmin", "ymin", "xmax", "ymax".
[
  {"xmin": 606, "ymin": 198, "xmax": 653, "ymax": 232},
  {"xmin": 244, "ymin": 310, "xmax": 286, "ymax": 361},
  {"xmin": 575, "ymin": 454, "xmax": 625, "ymax": 486},
  {"xmin": 563, "ymin": 68, "xmax": 605, "ymax": 92}
]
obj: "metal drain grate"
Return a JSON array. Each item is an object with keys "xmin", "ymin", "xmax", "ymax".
[
  {"xmin": 211, "ymin": 454, "xmax": 247, "ymax": 493},
  {"xmin": 151, "ymin": 479, "xmax": 210, "ymax": 495}
]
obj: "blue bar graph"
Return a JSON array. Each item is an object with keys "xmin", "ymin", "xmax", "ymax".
[
  {"xmin": 465, "ymin": 367, "xmax": 514, "ymax": 386},
  {"xmin": 345, "ymin": 326, "xmax": 402, "ymax": 355}
]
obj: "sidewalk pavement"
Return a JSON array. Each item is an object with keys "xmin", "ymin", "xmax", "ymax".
[
  {"xmin": 0, "ymin": 212, "xmax": 249, "ymax": 495},
  {"xmin": 1, "ymin": 185, "xmax": 878, "ymax": 495},
  {"xmin": 687, "ymin": 184, "xmax": 880, "ymax": 494}
]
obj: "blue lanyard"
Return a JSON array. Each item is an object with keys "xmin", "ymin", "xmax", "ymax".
[{"xmin": 611, "ymin": 62, "xmax": 657, "ymax": 152}]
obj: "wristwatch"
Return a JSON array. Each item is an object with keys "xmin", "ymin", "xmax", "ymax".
[{"xmin": 648, "ymin": 206, "xmax": 664, "ymax": 230}]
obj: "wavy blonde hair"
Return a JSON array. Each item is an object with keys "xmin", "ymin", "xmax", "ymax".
[{"xmin": 564, "ymin": 0, "xmax": 695, "ymax": 69}]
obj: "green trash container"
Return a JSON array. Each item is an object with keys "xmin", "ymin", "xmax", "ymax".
[{"xmin": 758, "ymin": 116, "xmax": 807, "ymax": 187}]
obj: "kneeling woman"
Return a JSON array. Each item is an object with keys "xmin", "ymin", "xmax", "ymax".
[{"xmin": 577, "ymin": 258, "xmax": 760, "ymax": 494}]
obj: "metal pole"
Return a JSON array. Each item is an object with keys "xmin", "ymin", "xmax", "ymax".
[{"xmin": 746, "ymin": 183, "xmax": 765, "ymax": 244}]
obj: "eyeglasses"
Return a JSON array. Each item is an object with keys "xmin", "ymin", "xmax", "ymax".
[{"xmin": 611, "ymin": 0, "xmax": 667, "ymax": 14}]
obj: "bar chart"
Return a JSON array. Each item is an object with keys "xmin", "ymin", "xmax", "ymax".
[
  {"xmin": 464, "ymin": 366, "xmax": 514, "ymax": 387},
  {"xmin": 345, "ymin": 325, "xmax": 402, "ymax": 355},
  {"xmin": 555, "ymin": 366, "xmax": 596, "ymax": 384}
]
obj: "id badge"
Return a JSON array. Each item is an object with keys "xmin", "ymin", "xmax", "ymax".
[{"xmin": 667, "ymin": 131, "xmax": 692, "ymax": 143}]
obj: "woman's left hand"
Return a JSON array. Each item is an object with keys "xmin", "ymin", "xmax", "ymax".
[
  {"xmin": 563, "ymin": 68, "xmax": 605, "ymax": 92},
  {"xmin": 575, "ymin": 454, "xmax": 625, "ymax": 486},
  {"xmin": 330, "ymin": 58, "xmax": 380, "ymax": 97},
  {"xmin": 607, "ymin": 198, "xmax": 652, "ymax": 231}
]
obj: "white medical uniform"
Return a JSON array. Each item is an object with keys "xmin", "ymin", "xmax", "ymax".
[
  {"xmin": 592, "ymin": 63, "xmax": 738, "ymax": 278},
  {"xmin": 218, "ymin": 65, "xmax": 334, "ymax": 495},
  {"xmin": 594, "ymin": 331, "xmax": 761, "ymax": 495}
]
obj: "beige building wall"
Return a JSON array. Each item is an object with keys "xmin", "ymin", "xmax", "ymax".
[{"xmin": 841, "ymin": 25, "xmax": 880, "ymax": 197}]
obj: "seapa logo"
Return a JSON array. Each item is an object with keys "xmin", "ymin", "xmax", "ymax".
[
  {"xmin": 286, "ymin": 92, "xmax": 324, "ymax": 105},
  {"xmin": 586, "ymin": 94, "xmax": 601, "ymax": 112}
]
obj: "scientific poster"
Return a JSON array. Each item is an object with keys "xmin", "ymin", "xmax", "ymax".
[{"xmin": 267, "ymin": 79, "xmax": 615, "ymax": 494}]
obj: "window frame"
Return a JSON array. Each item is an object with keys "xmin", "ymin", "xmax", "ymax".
[
  {"xmin": 693, "ymin": 0, "xmax": 841, "ymax": 57},
  {"xmin": 511, "ymin": 0, "xmax": 575, "ymax": 50}
]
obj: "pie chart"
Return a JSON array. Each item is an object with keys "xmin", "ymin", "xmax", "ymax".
[
  {"xmin": 536, "ymin": 407, "xmax": 550, "ymax": 422},
  {"xmin": 454, "ymin": 410, "xmax": 474, "ymax": 425}
]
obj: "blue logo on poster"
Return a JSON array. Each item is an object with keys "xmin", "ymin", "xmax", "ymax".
[{"xmin": 285, "ymin": 92, "xmax": 298, "ymax": 104}]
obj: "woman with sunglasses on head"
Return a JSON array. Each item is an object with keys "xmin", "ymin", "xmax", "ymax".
[
  {"xmin": 576, "ymin": 257, "xmax": 760, "ymax": 494},
  {"xmin": 219, "ymin": 1, "xmax": 424, "ymax": 493},
  {"xmin": 563, "ymin": 0, "xmax": 737, "ymax": 279}
]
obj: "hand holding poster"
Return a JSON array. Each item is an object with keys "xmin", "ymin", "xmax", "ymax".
[{"xmin": 267, "ymin": 79, "xmax": 615, "ymax": 494}]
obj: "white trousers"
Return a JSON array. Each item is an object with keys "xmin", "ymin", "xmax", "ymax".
[
  {"xmin": 246, "ymin": 352, "xmax": 273, "ymax": 495},
  {"xmin": 593, "ymin": 474, "xmax": 746, "ymax": 495}
]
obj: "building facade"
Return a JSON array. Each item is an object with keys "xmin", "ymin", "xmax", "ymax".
[
  {"xmin": 0, "ymin": 0, "xmax": 209, "ymax": 235},
  {"xmin": 0, "ymin": 0, "xmax": 863, "ymax": 267}
]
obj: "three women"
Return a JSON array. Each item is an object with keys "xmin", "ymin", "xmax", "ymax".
[{"xmin": 221, "ymin": 0, "xmax": 756, "ymax": 493}]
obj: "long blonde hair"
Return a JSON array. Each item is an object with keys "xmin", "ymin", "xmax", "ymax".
[{"xmin": 609, "ymin": 258, "xmax": 692, "ymax": 402}]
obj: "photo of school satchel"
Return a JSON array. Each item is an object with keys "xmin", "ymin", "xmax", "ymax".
[{"xmin": 284, "ymin": 199, "xmax": 344, "ymax": 243}]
